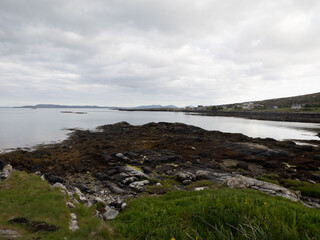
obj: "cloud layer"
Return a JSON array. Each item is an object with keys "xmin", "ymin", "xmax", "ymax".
[{"xmin": 1, "ymin": 0, "xmax": 319, "ymax": 106}]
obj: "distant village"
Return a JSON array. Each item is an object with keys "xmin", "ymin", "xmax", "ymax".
[{"xmin": 184, "ymin": 103, "xmax": 304, "ymax": 111}]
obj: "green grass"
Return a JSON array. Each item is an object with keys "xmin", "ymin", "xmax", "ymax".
[
  {"xmin": 112, "ymin": 188, "xmax": 320, "ymax": 240},
  {"xmin": 0, "ymin": 171, "xmax": 113, "ymax": 240},
  {"xmin": 281, "ymin": 179, "xmax": 320, "ymax": 198}
]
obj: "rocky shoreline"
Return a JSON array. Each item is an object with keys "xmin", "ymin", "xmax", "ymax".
[{"xmin": 1, "ymin": 121, "xmax": 320, "ymax": 219}]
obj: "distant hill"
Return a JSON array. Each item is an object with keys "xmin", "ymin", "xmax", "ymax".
[
  {"xmin": 132, "ymin": 105, "xmax": 178, "ymax": 109},
  {"xmin": 255, "ymin": 92, "xmax": 320, "ymax": 108},
  {"xmin": 17, "ymin": 104, "xmax": 116, "ymax": 109},
  {"xmin": 218, "ymin": 92, "xmax": 320, "ymax": 108}
]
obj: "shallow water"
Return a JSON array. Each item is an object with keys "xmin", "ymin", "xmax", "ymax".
[{"xmin": 0, "ymin": 108, "xmax": 319, "ymax": 151}]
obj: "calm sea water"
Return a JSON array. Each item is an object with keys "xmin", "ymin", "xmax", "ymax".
[{"xmin": 0, "ymin": 108, "xmax": 319, "ymax": 151}]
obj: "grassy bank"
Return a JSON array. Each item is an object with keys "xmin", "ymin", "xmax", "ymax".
[
  {"xmin": 112, "ymin": 188, "xmax": 320, "ymax": 240},
  {"xmin": 1, "ymin": 172, "xmax": 320, "ymax": 240},
  {"xmin": 0, "ymin": 171, "xmax": 112, "ymax": 240}
]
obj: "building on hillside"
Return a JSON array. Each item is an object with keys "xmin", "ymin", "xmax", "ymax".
[
  {"xmin": 291, "ymin": 104, "xmax": 302, "ymax": 110},
  {"xmin": 242, "ymin": 102, "xmax": 254, "ymax": 110},
  {"xmin": 197, "ymin": 105, "xmax": 206, "ymax": 111}
]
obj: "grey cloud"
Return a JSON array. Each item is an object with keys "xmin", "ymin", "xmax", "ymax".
[{"xmin": 0, "ymin": 0, "xmax": 320, "ymax": 107}]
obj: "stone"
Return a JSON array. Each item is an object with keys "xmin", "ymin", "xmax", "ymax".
[
  {"xmin": 183, "ymin": 180, "xmax": 191, "ymax": 185},
  {"xmin": 69, "ymin": 213, "xmax": 79, "ymax": 231},
  {"xmin": 224, "ymin": 175, "xmax": 299, "ymax": 202},
  {"xmin": 195, "ymin": 186, "xmax": 209, "ymax": 191},
  {"xmin": 155, "ymin": 182, "xmax": 162, "ymax": 186},
  {"xmin": 94, "ymin": 197, "xmax": 104, "ymax": 203},
  {"xmin": 77, "ymin": 183, "xmax": 89, "ymax": 193},
  {"xmin": 236, "ymin": 162, "xmax": 249, "ymax": 170},
  {"xmin": 123, "ymin": 177, "xmax": 138, "ymax": 185},
  {"xmin": 176, "ymin": 171, "xmax": 196, "ymax": 183},
  {"xmin": 121, "ymin": 202, "xmax": 127, "ymax": 211},
  {"xmin": 103, "ymin": 206, "xmax": 119, "ymax": 220},
  {"xmin": 0, "ymin": 229, "xmax": 22, "ymax": 238},
  {"xmin": 0, "ymin": 159, "xmax": 5, "ymax": 169},
  {"xmin": 67, "ymin": 201, "xmax": 76, "ymax": 208},
  {"xmin": 104, "ymin": 182, "xmax": 126, "ymax": 194},
  {"xmin": 52, "ymin": 182, "xmax": 67, "ymax": 191},
  {"xmin": 3, "ymin": 164, "xmax": 12, "ymax": 172},
  {"xmin": 115, "ymin": 153, "xmax": 124, "ymax": 159},
  {"xmin": 121, "ymin": 166, "xmax": 149, "ymax": 180},
  {"xmin": 46, "ymin": 175, "xmax": 63, "ymax": 184},
  {"xmin": 129, "ymin": 180, "xmax": 150, "ymax": 191},
  {"xmin": 196, "ymin": 170, "xmax": 210, "ymax": 180}
]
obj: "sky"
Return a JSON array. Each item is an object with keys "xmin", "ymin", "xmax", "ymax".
[{"xmin": 0, "ymin": 0, "xmax": 320, "ymax": 107}]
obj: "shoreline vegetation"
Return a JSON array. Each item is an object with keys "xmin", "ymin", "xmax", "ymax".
[{"xmin": 1, "ymin": 121, "xmax": 320, "ymax": 239}]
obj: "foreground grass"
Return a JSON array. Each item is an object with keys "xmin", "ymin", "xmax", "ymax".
[
  {"xmin": 0, "ymin": 171, "xmax": 112, "ymax": 240},
  {"xmin": 112, "ymin": 188, "xmax": 320, "ymax": 240}
]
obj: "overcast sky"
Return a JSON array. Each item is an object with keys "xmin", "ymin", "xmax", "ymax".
[{"xmin": 0, "ymin": 0, "xmax": 319, "ymax": 107}]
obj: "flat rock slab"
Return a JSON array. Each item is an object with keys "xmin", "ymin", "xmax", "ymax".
[{"xmin": 0, "ymin": 229, "xmax": 22, "ymax": 238}]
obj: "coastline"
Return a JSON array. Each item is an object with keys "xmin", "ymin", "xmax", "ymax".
[{"xmin": 119, "ymin": 109, "xmax": 320, "ymax": 123}]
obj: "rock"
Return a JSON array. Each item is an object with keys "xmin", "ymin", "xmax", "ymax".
[
  {"xmin": 67, "ymin": 202, "xmax": 76, "ymax": 208},
  {"xmin": 121, "ymin": 166, "xmax": 149, "ymax": 180},
  {"xmin": 77, "ymin": 183, "xmax": 89, "ymax": 193},
  {"xmin": 69, "ymin": 213, "xmax": 79, "ymax": 231},
  {"xmin": 195, "ymin": 186, "xmax": 209, "ymax": 191},
  {"xmin": 94, "ymin": 197, "xmax": 104, "ymax": 203},
  {"xmin": 155, "ymin": 182, "xmax": 162, "ymax": 186},
  {"xmin": 103, "ymin": 206, "xmax": 119, "ymax": 220},
  {"xmin": 196, "ymin": 170, "xmax": 210, "ymax": 180},
  {"xmin": 45, "ymin": 174, "xmax": 63, "ymax": 184},
  {"xmin": 0, "ymin": 159, "xmax": 5, "ymax": 169},
  {"xmin": 115, "ymin": 153, "xmax": 124, "ymax": 160},
  {"xmin": 236, "ymin": 162, "xmax": 249, "ymax": 170},
  {"xmin": 0, "ymin": 229, "xmax": 22, "ymax": 238},
  {"xmin": 52, "ymin": 182, "xmax": 67, "ymax": 191},
  {"xmin": 129, "ymin": 180, "xmax": 150, "ymax": 191},
  {"xmin": 0, "ymin": 164, "xmax": 13, "ymax": 180},
  {"xmin": 3, "ymin": 164, "xmax": 12, "ymax": 172},
  {"xmin": 123, "ymin": 177, "xmax": 138, "ymax": 185},
  {"xmin": 104, "ymin": 181, "xmax": 126, "ymax": 194},
  {"xmin": 183, "ymin": 180, "xmax": 191, "ymax": 185},
  {"xmin": 121, "ymin": 202, "xmax": 127, "ymax": 211},
  {"xmin": 141, "ymin": 166, "xmax": 153, "ymax": 173},
  {"xmin": 176, "ymin": 171, "xmax": 196, "ymax": 183},
  {"xmin": 93, "ymin": 172, "xmax": 110, "ymax": 180},
  {"xmin": 224, "ymin": 175, "xmax": 299, "ymax": 202}
]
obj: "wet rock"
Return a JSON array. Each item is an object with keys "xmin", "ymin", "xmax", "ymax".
[
  {"xmin": 129, "ymin": 180, "xmax": 150, "ymax": 191},
  {"xmin": 196, "ymin": 170, "xmax": 210, "ymax": 179},
  {"xmin": 69, "ymin": 213, "xmax": 79, "ymax": 231},
  {"xmin": 224, "ymin": 175, "xmax": 299, "ymax": 202},
  {"xmin": 103, "ymin": 206, "xmax": 119, "ymax": 220},
  {"xmin": 176, "ymin": 171, "xmax": 196, "ymax": 183}
]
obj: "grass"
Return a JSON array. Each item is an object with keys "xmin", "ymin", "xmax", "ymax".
[
  {"xmin": 112, "ymin": 188, "xmax": 320, "ymax": 240},
  {"xmin": 0, "ymin": 171, "xmax": 113, "ymax": 240},
  {"xmin": 281, "ymin": 179, "xmax": 320, "ymax": 198}
]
